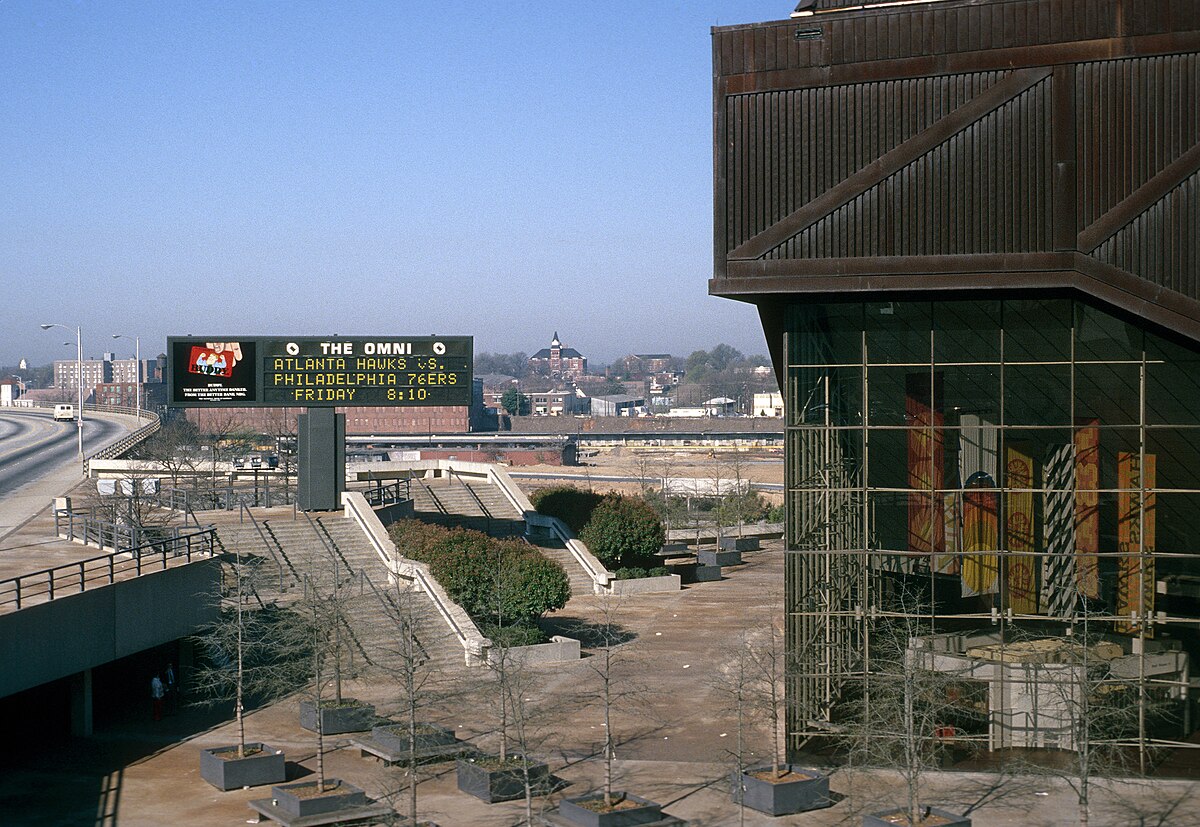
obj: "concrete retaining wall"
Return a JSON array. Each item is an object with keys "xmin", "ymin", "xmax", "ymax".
[
  {"xmin": 488, "ymin": 635, "xmax": 581, "ymax": 666},
  {"xmin": 609, "ymin": 574, "xmax": 681, "ymax": 594},
  {"xmin": 0, "ymin": 559, "xmax": 221, "ymax": 699}
]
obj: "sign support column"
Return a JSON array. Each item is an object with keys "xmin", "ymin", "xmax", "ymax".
[{"xmin": 297, "ymin": 407, "xmax": 345, "ymax": 511}]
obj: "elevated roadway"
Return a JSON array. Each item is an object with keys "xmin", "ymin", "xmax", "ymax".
[{"xmin": 0, "ymin": 408, "xmax": 135, "ymax": 541}]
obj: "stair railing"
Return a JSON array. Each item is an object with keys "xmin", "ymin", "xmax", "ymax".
[
  {"xmin": 304, "ymin": 513, "xmax": 356, "ymax": 580},
  {"xmin": 341, "ymin": 491, "xmax": 491, "ymax": 665},
  {"xmin": 410, "ymin": 474, "xmax": 448, "ymax": 516},
  {"xmin": 238, "ymin": 502, "xmax": 292, "ymax": 591},
  {"xmin": 447, "ymin": 469, "xmax": 493, "ymax": 535}
]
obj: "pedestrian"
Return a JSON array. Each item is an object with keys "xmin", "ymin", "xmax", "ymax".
[
  {"xmin": 164, "ymin": 663, "xmax": 177, "ymax": 713},
  {"xmin": 150, "ymin": 673, "xmax": 165, "ymax": 721}
]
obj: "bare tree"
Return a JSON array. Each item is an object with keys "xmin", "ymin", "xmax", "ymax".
[
  {"xmin": 711, "ymin": 628, "xmax": 757, "ymax": 827},
  {"xmin": 196, "ymin": 410, "xmax": 259, "ymax": 503},
  {"xmin": 839, "ymin": 589, "xmax": 980, "ymax": 825},
  {"xmin": 481, "ymin": 642, "xmax": 557, "ymax": 826},
  {"xmin": 133, "ymin": 418, "xmax": 199, "ymax": 488},
  {"xmin": 285, "ymin": 550, "xmax": 366, "ymax": 790},
  {"xmin": 577, "ymin": 594, "xmax": 645, "ymax": 809},
  {"xmin": 376, "ymin": 577, "xmax": 452, "ymax": 826},
  {"xmin": 997, "ymin": 617, "xmax": 1154, "ymax": 827},
  {"xmin": 91, "ymin": 476, "xmax": 180, "ymax": 549},
  {"xmin": 191, "ymin": 547, "xmax": 308, "ymax": 758}
]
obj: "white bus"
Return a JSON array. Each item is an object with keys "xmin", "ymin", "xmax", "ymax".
[{"xmin": 53, "ymin": 404, "xmax": 75, "ymax": 421}]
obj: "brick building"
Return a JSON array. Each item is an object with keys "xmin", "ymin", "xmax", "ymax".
[{"xmin": 528, "ymin": 332, "xmax": 587, "ymax": 380}]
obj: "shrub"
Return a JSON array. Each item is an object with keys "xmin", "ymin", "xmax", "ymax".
[
  {"xmin": 766, "ymin": 503, "xmax": 786, "ymax": 523},
  {"xmin": 579, "ymin": 494, "xmax": 665, "ymax": 570},
  {"xmin": 529, "ymin": 485, "xmax": 605, "ymax": 534},
  {"xmin": 612, "ymin": 566, "xmax": 670, "ymax": 580},
  {"xmin": 482, "ymin": 622, "xmax": 548, "ymax": 648},
  {"xmin": 714, "ymin": 491, "xmax": 771, "ymax": 526},
  {"xmin": 385, "ymin": 521, "xmax": 570, "ymax": 630}
]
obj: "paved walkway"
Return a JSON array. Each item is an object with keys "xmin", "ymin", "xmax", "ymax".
[{"xmin": 2, "ymin": 539, "xmax": 1199, "ymax": 825}]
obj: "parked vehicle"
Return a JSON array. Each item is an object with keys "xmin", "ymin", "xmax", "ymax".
[{"xmin": 53, "ymin": 404, "xmax": 75, "ymax": 421}]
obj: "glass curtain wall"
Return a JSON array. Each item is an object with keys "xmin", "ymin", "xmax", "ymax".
[{"xmin": 785, "ymin": 297, "xmax": 1200, "ymax": 771}]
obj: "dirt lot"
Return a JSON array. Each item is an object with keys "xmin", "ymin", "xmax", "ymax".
[{"xmin": 512, "ymin": 445, "xmax": 784, "ymax": 502}]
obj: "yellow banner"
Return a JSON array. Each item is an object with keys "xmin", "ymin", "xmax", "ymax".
[{"xmin": 962, "ymin": 474, "xmax": 999, "ymax": 595}]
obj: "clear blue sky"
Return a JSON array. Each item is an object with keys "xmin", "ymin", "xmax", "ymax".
[{"xmin": 2, "ymin": 1, "xmax": 790, "ymax": 368}]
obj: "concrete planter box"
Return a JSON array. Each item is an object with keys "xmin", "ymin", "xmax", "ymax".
[
  {"xmin": 681, "ymin": 561, "xmax": 715, "ymax": 580},
  {"xmin": 658, "ymin": 542, "xmax": 690, "ymax": 556},
  {"xmin": 609, "ymin": 574, "xmax": 681, "ymax": 595},
  {"xmin": 698, "ymin": 549, "xmax": 742, "ymax": 567},
  {"xmin": 863, "ymin": 806, "xmax": 971, "ymax": 827},
  {"xmin": 298, "ymin": 699, "xmax": 376, "ymax": 734},
  {"xmin": 199, "ymin": 742, "xmax": 286, "ymax": 791},
  {"xmin": 558, "ymin": 792, "xmax": 663, "ymax": 827},
  {"xmin": 489, "ymin": 635, "xmax": 581, "ymax": 666},
  {"xmin": 456, "ymin": 756, "xmax": 550, "ymax": 803},
  {"xmin": 270, "ymin": 779, "xmax": 366, "ymax": 818},
  {"xmin": 719, "ymin": 536, "xmax": 760, "ymax": 552},
  {"xmin": 370, "ymin": 722, "xmax": 457, "ymax": 754},
  {"xmin": 732, "ymin": 765, "xmax": 829, "ymax": 816}
]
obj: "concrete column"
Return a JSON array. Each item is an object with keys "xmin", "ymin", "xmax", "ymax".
[{"xmin": 69, "ymin": 669, "xmax": 93, "ymax": 737}]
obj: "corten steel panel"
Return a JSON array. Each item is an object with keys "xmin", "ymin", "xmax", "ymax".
[{"xmin": 712, "ymin": 0, "xmax": 1200, "ymax": 343}]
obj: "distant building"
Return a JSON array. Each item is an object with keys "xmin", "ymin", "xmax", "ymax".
[
  {"xmin": 664, "ymin": 406, "xmax": 707, "ymax": 418},
  {"xmin": 53, "ymin": 358, "xmax": 111, "ymax": 391},
  {"xmin": 0, "ymin": 379, "xmax": 20, "ymax": 405},
  {"xmin": 529, "ymin": 332, "xmax": 587, "ymax": 380},
  {"xmin": 703, "ymin": 397, "xmax": 737, "ymax": 416},
  {"xmin": 528, "ymin": 389, "xmax": 580, "ymax": 416},
  {"xmin": 590, "ymin": 394, "xmax": 644, "ymax": 417},
  {"xmin": 634, "ymin": 354, "xmax": 673, "ymax": 374},
  {"xmin": 54, "ymin": 354, "xmax": 158, "ymax": 401},
  {"xmin": 752, "ymin": 392, "xmax": 784, "ymax": 417},
  {"xmin": 94, "ymin": 382, "xmax": 168, "ymax": 410}
]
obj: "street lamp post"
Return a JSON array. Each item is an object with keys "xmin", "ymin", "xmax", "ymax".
[
  {"xmin": 40, "ymin": 323, "xmax": 85, "ymax": 471},
  {"xmin": 111, "ymin": 333, "xmax": 141, "ymax": 420}
]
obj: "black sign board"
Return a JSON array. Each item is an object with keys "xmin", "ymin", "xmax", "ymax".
[{"xmin": 168, "ymin": 336, "xmax": 473, "ymax": 407}]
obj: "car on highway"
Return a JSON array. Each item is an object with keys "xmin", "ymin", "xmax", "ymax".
[{"xmin": 53, "ymin": 404, "xmax": 75, "ymax": 421}]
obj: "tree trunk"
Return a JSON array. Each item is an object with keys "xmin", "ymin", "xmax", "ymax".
[
  {"xmin": 603, "ymin": 647, "xmax": 614, "ymax": 808},
  {"xmin": 236, "ymin": 553, "xmax": 246, "ymax": 757}
]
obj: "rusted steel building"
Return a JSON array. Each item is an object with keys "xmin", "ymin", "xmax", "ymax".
[{"xmin": 712, "ymin": 0, "xmax": 1200, "ymax": 770}]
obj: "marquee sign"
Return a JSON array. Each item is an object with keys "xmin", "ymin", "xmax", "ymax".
[{"xmin": 168, "ymin": 336, "xmax": 473, "ymax": 407}]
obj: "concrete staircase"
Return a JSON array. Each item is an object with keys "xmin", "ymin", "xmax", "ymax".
[
  {"xmin": 406, "ymin": 476, "xmax": 599, "ymax": 596},
  {"xmin": 408, "ymin": 477, "xmax": 525, "ymax": 538},
  {"xmin": 214, "ymin": 513, "xmax": 464, "ymax": 674},
  {"xmin": 530, "ymin": 539, "xmax": 595, "ymax": 597}
]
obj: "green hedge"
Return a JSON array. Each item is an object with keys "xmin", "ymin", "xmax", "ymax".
[
  {"xmin": 578, "ymin": 494, "xmax": 665, "ymax": 570},
  {"xmin": 530, "ymin": 486, "xmax": 668, "ymax": 571},
  {"xmin": 386, "ymin": 520, "xmax": 570, "ymax": 631},
  {"xmin": 528, "ymin": 485, "xmax": 605, "ymax": 534}
]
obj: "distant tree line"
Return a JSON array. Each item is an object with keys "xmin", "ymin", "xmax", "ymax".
[
  {"xmin": 1, "ymin": 362, "xmax": 53, "ymax": 388},
  {"xmin": 475, "ymin": 344, "xmax": 769, "ymax": 385},
  {"xmin": 474, "ymin": 351, "xmax": 532, "ymax": 379},
  {"xmin": 682, "ymin": 344, "xmax": 769, "ymax": 383}
]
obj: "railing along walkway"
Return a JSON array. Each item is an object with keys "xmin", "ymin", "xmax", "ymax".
[
  {"xmin": 55, "ymin": 507, "xmax": 214, "ymax": 556},
  {"xmin": 0, "ymin": 528, "xmax": 219, "ymax": 613}
]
